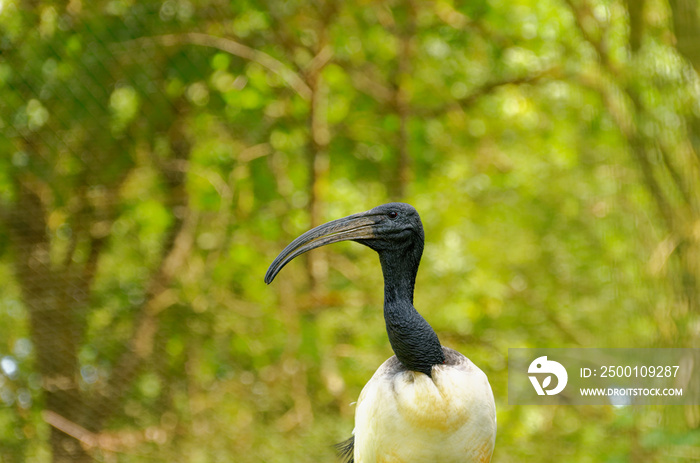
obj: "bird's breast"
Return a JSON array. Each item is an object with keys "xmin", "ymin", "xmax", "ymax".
[
  {"xmin": 392, "ymin": 366, "xmax": 482, "ymax": 431},
  {"xmin": 354, "ymin": 348, "xmax": 496, "ymax": 463}
]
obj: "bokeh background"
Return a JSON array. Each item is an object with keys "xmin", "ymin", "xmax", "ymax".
[{"xmin": 1, "ymin": 0, "xmax": 700, "ymax": 461}]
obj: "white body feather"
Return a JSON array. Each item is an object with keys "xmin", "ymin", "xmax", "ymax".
[{"xmin": 353, "ymin": 347, "xmax": 496, "ymax": 463}]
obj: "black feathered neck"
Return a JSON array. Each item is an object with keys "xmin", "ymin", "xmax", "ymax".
[{"xmin": 376, "ymin": 234, "xmax": 445, "ymax": 377}]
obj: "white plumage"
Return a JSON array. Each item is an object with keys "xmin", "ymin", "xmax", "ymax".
[{"xmin": 353, "ymin": 348, "xmax": 496, "ymax": 463}]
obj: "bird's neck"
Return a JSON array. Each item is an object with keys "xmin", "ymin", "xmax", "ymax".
[{"xmin": 379, "ymin": 250, "xmax": 445, "ymax": 377}]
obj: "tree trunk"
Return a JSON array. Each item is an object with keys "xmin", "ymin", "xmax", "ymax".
[{"xmin": 9, "ymin": 183, "xmax": 92, "ymax": 463}]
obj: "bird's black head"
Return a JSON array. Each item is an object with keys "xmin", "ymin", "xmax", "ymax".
[
  {"xmin": 264, "ymin": 202, "xmax": 424, "ymax": 284},
  {"xmin": 355, "ymin": 202, "xmax": 424, "ymax": 253}
]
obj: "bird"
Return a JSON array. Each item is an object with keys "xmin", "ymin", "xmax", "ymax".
[{"xmin": 265, "ymin": 203, "xmax": 496, "ymax": 463}]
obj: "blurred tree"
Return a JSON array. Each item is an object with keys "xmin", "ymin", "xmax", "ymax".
[{"xmin": 0, "ymin": 2, "xmax": 196, "ymax": 461}]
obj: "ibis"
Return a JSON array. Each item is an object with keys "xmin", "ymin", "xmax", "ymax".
[{"xmin": 265, "ymin": 203, "xmax": 496, "ymax": 463}]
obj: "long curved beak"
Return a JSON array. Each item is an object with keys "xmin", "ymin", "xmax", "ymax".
[{"xmin": 264, "ymin": 211, "xmax": 379, "ymax": 284}]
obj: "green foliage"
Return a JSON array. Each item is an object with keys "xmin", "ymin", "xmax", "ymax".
[{"xmin": 1, "ymin": 0, "xmax": 699, "ymax": 462}]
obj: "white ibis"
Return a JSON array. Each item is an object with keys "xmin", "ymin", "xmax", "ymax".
[{"xmin": 265, "ymin": 203, "xmax": 496, "ymax": 463}]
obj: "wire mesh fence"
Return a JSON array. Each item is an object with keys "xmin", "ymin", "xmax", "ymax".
[{"xmin": 2, "ymin": 1, "xmax": 700, "ymax": 462}]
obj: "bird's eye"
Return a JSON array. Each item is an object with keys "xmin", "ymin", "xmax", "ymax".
[{"xmin": 387, "ymin": 211, "xmax": 398, "ymax": 220}]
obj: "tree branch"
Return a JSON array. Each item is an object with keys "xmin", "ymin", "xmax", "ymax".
[
  {"xmin": 121, "ymin": 32, "xmax": 312, "ymax": 100},
  {"xmin": 562, "ymin": 0, "xmax": 615, "ymax": 71},
  {"xmin": 88, "ymin": 126, "xmax": 193, "ymax": 427},
  {"xmin": 417, "ymin": 68, "xmax": 559, "ymax": 118}
]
